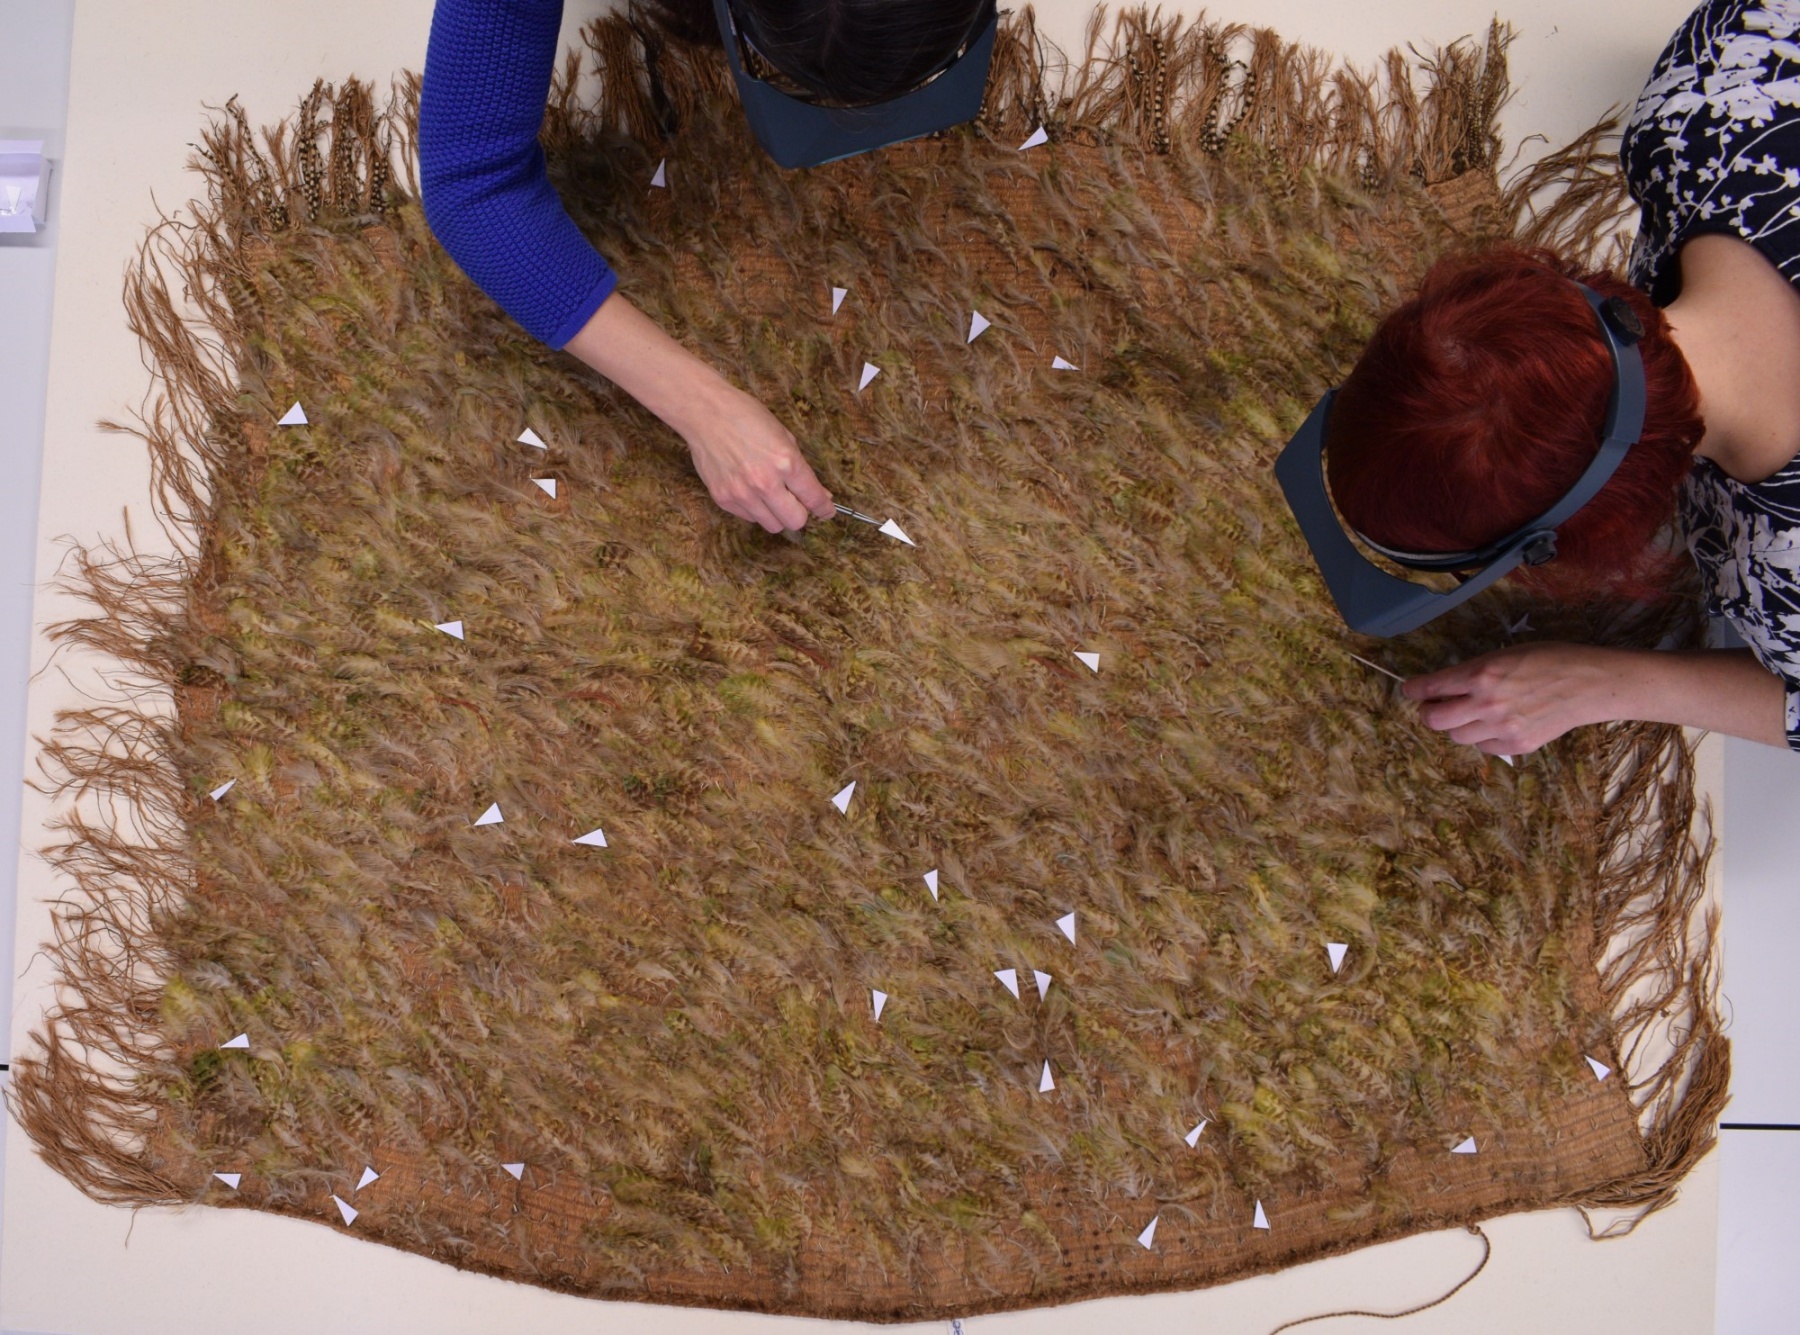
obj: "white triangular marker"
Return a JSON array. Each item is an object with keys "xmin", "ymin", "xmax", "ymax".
[
  {"xmin": 1507, "ymin": 614, "xmax": 1533, "ymax": 637},
  {"xmin": 333, "ymin": 1195, "xmax": 359, "ymax": 1225},
  {"xmin": 994, "ymin": 968, "xmax": 1020, "ymax": 999},
  {"xmin": 878, "ymin": 518, "xmax": 915, "ymax": 546},
  {"xmin": 356, "ymin": 1166, "xmax": 380, "ymax": 1191},
  {"xmin": 831, "ymin": 286, "xmax": 848, "ymax": 314},
  {"xmin": 210, "ymin": 779, "xmax": 236, "ymax": 801},
  {"xmin": 1033, "ymin": 970, "xmax": 1051, "ymax": 999},
  {"xmin": 474, "ymin": 803, "xmax": 504, "ymax": 826},
  {"xmin": 831, "ymin": 781, "xmax": 856, "ymax": 813},
  {"xmin": 1052, "ymin": 355, "xmax": 1078, "ymax": 370},
  {"xmin": 858, "ymin": 362, "xmax": 881, "ymax": 392},
  {"xmin": 1253, "ymin": 1200, "xmax": 1270, "ymax": 1230},
  {"xmin": 1326, "ymin": 942, "xmax": 1348, "ymax": 973},
  {"xmin": 221, "ymin": 1034, "xmax": 250, "ymax": 1050},
  {"xmin": 923, "ymin": 869, "xmax": 939, "ymax": 900},
  {"xmin": 531, "ymin": 478, "xmax": 557, "ymax": 498},
  {"xmin": 1498, "ymin": 754, "xmax": 1516, "ymax": 767},
  {"xmin": 213, "ymin": 1172, "xmax": 241, "ymax": 1189},
  {"xmin": 872, "ymin": 989, "xmax": 888, "ymax": 1021},
  {"xmin": 1452, "ymin": 1137, "xmax": 1478, "ymax": 1154},
  {"xmin": 1019, "ymin": 125, "xmax": 1049, "ymax": 151},
  {"xmin": 435, "ymin": 620, "xmax": 465, "ymax": 640},
  {"xmin": 502, "ymin": 1162, "xmax": 525, "ymax": 1180},
  {"xmin": 573, "ymin": 827, "xmax": 608, "ymax": 847},
  {"xmin": 277, "ymin": 402, "xmax": 307, "ymax": 426},
  {"xmin": 967, "ymin": 310, "xmax": 991, "ymax": 342},
  {"xmin": 1586, "ymin": 1056, "xmax": 1612, "ymax": 1081},
  {"xmin": 1039, "ymin": 1061, "xmax": 1055, "ymax": 1092},
  {"xmin": 1137, "ymin": 1215, "xmax": 1158, "ymax": 1249},
  {"xmin": 517, "ymin": 428, "xmax": 547, "ymax": 450},
  {"xmin": 650, "ymin": 159, "xmax": 667, "ymax": 189},
  {"xmin": 1074, "ymin": 651, "xmax": 1100, "ymax": 672},
  {"xmin": 1056, "ymin": 912, "xmax": 1077, "ymax": 944},
  {"xmin": 1185, "ymin": 1120, "xmax": 1208, "ymax": 1147}
]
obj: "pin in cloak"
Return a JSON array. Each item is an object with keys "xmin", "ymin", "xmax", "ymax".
[{"xmin": 835, "ymin": 503, "xmax": 914, "ymax": 546}]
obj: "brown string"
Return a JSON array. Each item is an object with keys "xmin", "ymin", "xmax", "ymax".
[{"xmin": 1264, "ymin": 1226, "xmax": 1491, "ymax": 1335}]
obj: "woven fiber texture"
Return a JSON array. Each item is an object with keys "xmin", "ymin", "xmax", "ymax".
[{"xmin": 8, "ymin": 8, "xmax": 1725, "ymax": 1322}]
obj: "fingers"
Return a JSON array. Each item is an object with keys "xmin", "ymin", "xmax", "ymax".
[{"xmin": 783, "ymin": 457, "xmax": 836, "ymax": 520}]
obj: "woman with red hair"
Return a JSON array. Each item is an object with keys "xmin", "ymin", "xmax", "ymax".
[{"xmin": 1324, "ymin": 0, "xmax": 1800, "ymax": 757}]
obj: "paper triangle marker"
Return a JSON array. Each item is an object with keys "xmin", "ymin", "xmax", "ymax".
[
  {"xmin": 1033, "ymin": 970, "xmax": 1052, "ymax": 1000},
  {"xmin": 277, "ymin": 402, "xmax": 307, "ymax": 426},
  {"xmin": 878, "ymin": 518, "xmax": 915, "ymax": 546},
  {"xmin": 473, "ymin": 802, "xmax": 504, "ymax": 826},
  {"xmin": 1253, "ymin": 1200, "xmax": 1270, "ymax": 1231},
  {"xmin": 333, "ymin": 1195, "xmax": 359, "ymax": 1225},
  {"xmin": 967, "ymin": 310, "xmax": 991, "ymax": 342},
  {"xmin": 213, "ymin": 1172, "xmax": 241, "ymax": 1189},
  {"xmin": 1019, "ymin": 125, "xmax": 1049, "ymax": 150},
  {"xmin": 650, "ymin": 159, "xmax": 667, "ymax": 189},
  {"xmin": 1185, "ymin": 1119, "xmax": 1208, "ymax": 1147},
  {"xmin": 209, "ymin": 779, "xmax": 236, "ymax": 802},
  {"xmin": 356, "ymin": 1166, "xmax": 380, "ymax": 1191},
  {"xmin": 1052, "ymin": 355, "xmax": 1078, "ymax": 371},
  {"xmin": 573, "ymin": 827, "xmax": 608, "ymax": 847},
  {"xmin": 517, "ymin": 427, "xmax": 547, "ymax": 450},
  {"xmin": 858, "ymin": 362, "xmax": 881, "ymax": 392},
  {"xmin": 830, "ymin": 781, "xmax": 856, "ymax": 814},
  {"xmin": 221, "ymin": 1033, "xmax": 250, "ymax": 1050},
  {"xmin": 1056, "ymin": 912, "xmax": 1077, "ymax": 944},
  {"xmin": 531, "ymin": 478, "xmax": 557, "ymax": 498},
  {"xmin": 435, "ymin": 620, "xmax": 465, "ymax": 640},
  {"xmin": 1137, "ymin": 1215, "xmax": 1159, "ymax": 1249},
  {"xmin": 1451, "ymin": 1137, "xmax": 1478, "ymax": 1154},
  {"xmin": 1326, "ymin": 942, "xmax": 1348, "ymax": 973},
  {"xmin": 1507, "ymin": 613, "xmax": 1533, "ymax": 637},
  {"xmin": 1497, "ymin": 754, "xmax": 1516, "ymax": 767},
  {"xmin": 994, "ymin": 968, "xmax": 1020, "ymax": 999},
  {"xmin": 502, "ymin": 1162, "xmax": 525, "ymax": 1180},
  {"xmin": 1585, "ymin": 1056, "xmax": 1612, "ymax": 1081},
  {"xmin": 872, "ymin": 989, "xmax": 888, "ymax": 1021},
  {"xmin": 831, "ymin": 286, "xmax": 848, "ymax": 314},
  {"xmin": 1039, "ymin": 1061, "xmax": 1055, "ymax": 1092},
  {"xmin": 1074, "ymin": 651, "xmax": 1100, "ymax": 672},
  {"xmin": 923, "ymin": 869, "xmax": 939, "ymax": 900}
]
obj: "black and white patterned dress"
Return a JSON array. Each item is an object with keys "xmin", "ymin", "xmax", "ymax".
[{"xmin": 1624, "ymin": 0, "xmax": 1800, "ymax": 749}]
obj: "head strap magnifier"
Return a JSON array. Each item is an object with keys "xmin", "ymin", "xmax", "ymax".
[
  {"xmin": 1273, "ymin": 282, "xmax": 1648, "ymax": 638},
  {"xmin": 709, "ymin": 0, "xmax": 998, "ymax": 169}
]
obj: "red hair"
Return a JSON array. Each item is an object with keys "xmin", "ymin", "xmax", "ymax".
[{"xmin": 1324, "ymin": 247, "xmax": 1704, "ymax": 598}]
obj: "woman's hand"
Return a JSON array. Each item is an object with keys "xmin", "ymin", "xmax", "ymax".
[
  {"xmin": 563, "ymin": 293, "xmax": 835, "ymax": 532},
  {"xmin": 676, "ymin": 379, "xmax": 835, "ymax": 533},
  {"xmin": 1403, "ymin": 643, "xmax": 1790, "ymax": 753},
  {"xmin": 1403, "ymin": 643, "xmax": 1630, "ymax": 756}
]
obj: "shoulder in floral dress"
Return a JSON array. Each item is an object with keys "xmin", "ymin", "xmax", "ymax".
[{"xmin": 1623, "ymin": 0, "xmax": 1800, "ymax": 749}]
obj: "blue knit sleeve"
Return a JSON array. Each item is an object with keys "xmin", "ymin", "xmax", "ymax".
[{"xmin": 419, "ymin": 0, "xmax": 617, "ymax": 349}]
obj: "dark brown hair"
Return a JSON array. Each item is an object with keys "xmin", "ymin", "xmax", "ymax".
[{"xmin": 640, "ymin": 0, "xmax": 990, "ymax": 105}]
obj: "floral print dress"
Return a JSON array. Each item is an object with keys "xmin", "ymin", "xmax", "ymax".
[{"xmin": 1624, "ymin": 0, "xmax": 1800, "ymax": 749}]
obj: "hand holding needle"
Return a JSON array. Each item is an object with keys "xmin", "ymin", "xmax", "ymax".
[{"xmin": 1346, "ymin": 652, "xmax": 1515, "ymax": 766}]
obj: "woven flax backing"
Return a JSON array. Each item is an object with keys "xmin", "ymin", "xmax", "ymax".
[{"xmin": 7, "ymin": 8, "xmax": 1725, "ymax": 1322}]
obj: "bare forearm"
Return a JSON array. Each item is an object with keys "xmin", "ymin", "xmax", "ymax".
[
  {"xmin": 561, "ymin": 293, "xmax": 733, "ymax": 438},
  {"xmin": 1613, "ymin": 647, "xmax": 1788, "ymax": 747},
  {"xmin": 557, "ymin": 293, "xmax": 833, "ymax": 533}
]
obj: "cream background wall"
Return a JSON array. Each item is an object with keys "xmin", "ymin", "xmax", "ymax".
[{"xmin": 2, "ymin": 2, "xmax": 1719, "ymax": 1332}]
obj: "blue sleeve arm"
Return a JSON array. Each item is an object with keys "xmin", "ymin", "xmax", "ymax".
[{"xmin": 419, "ymin": 0, "xmax": 617, "ymax": 349}]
